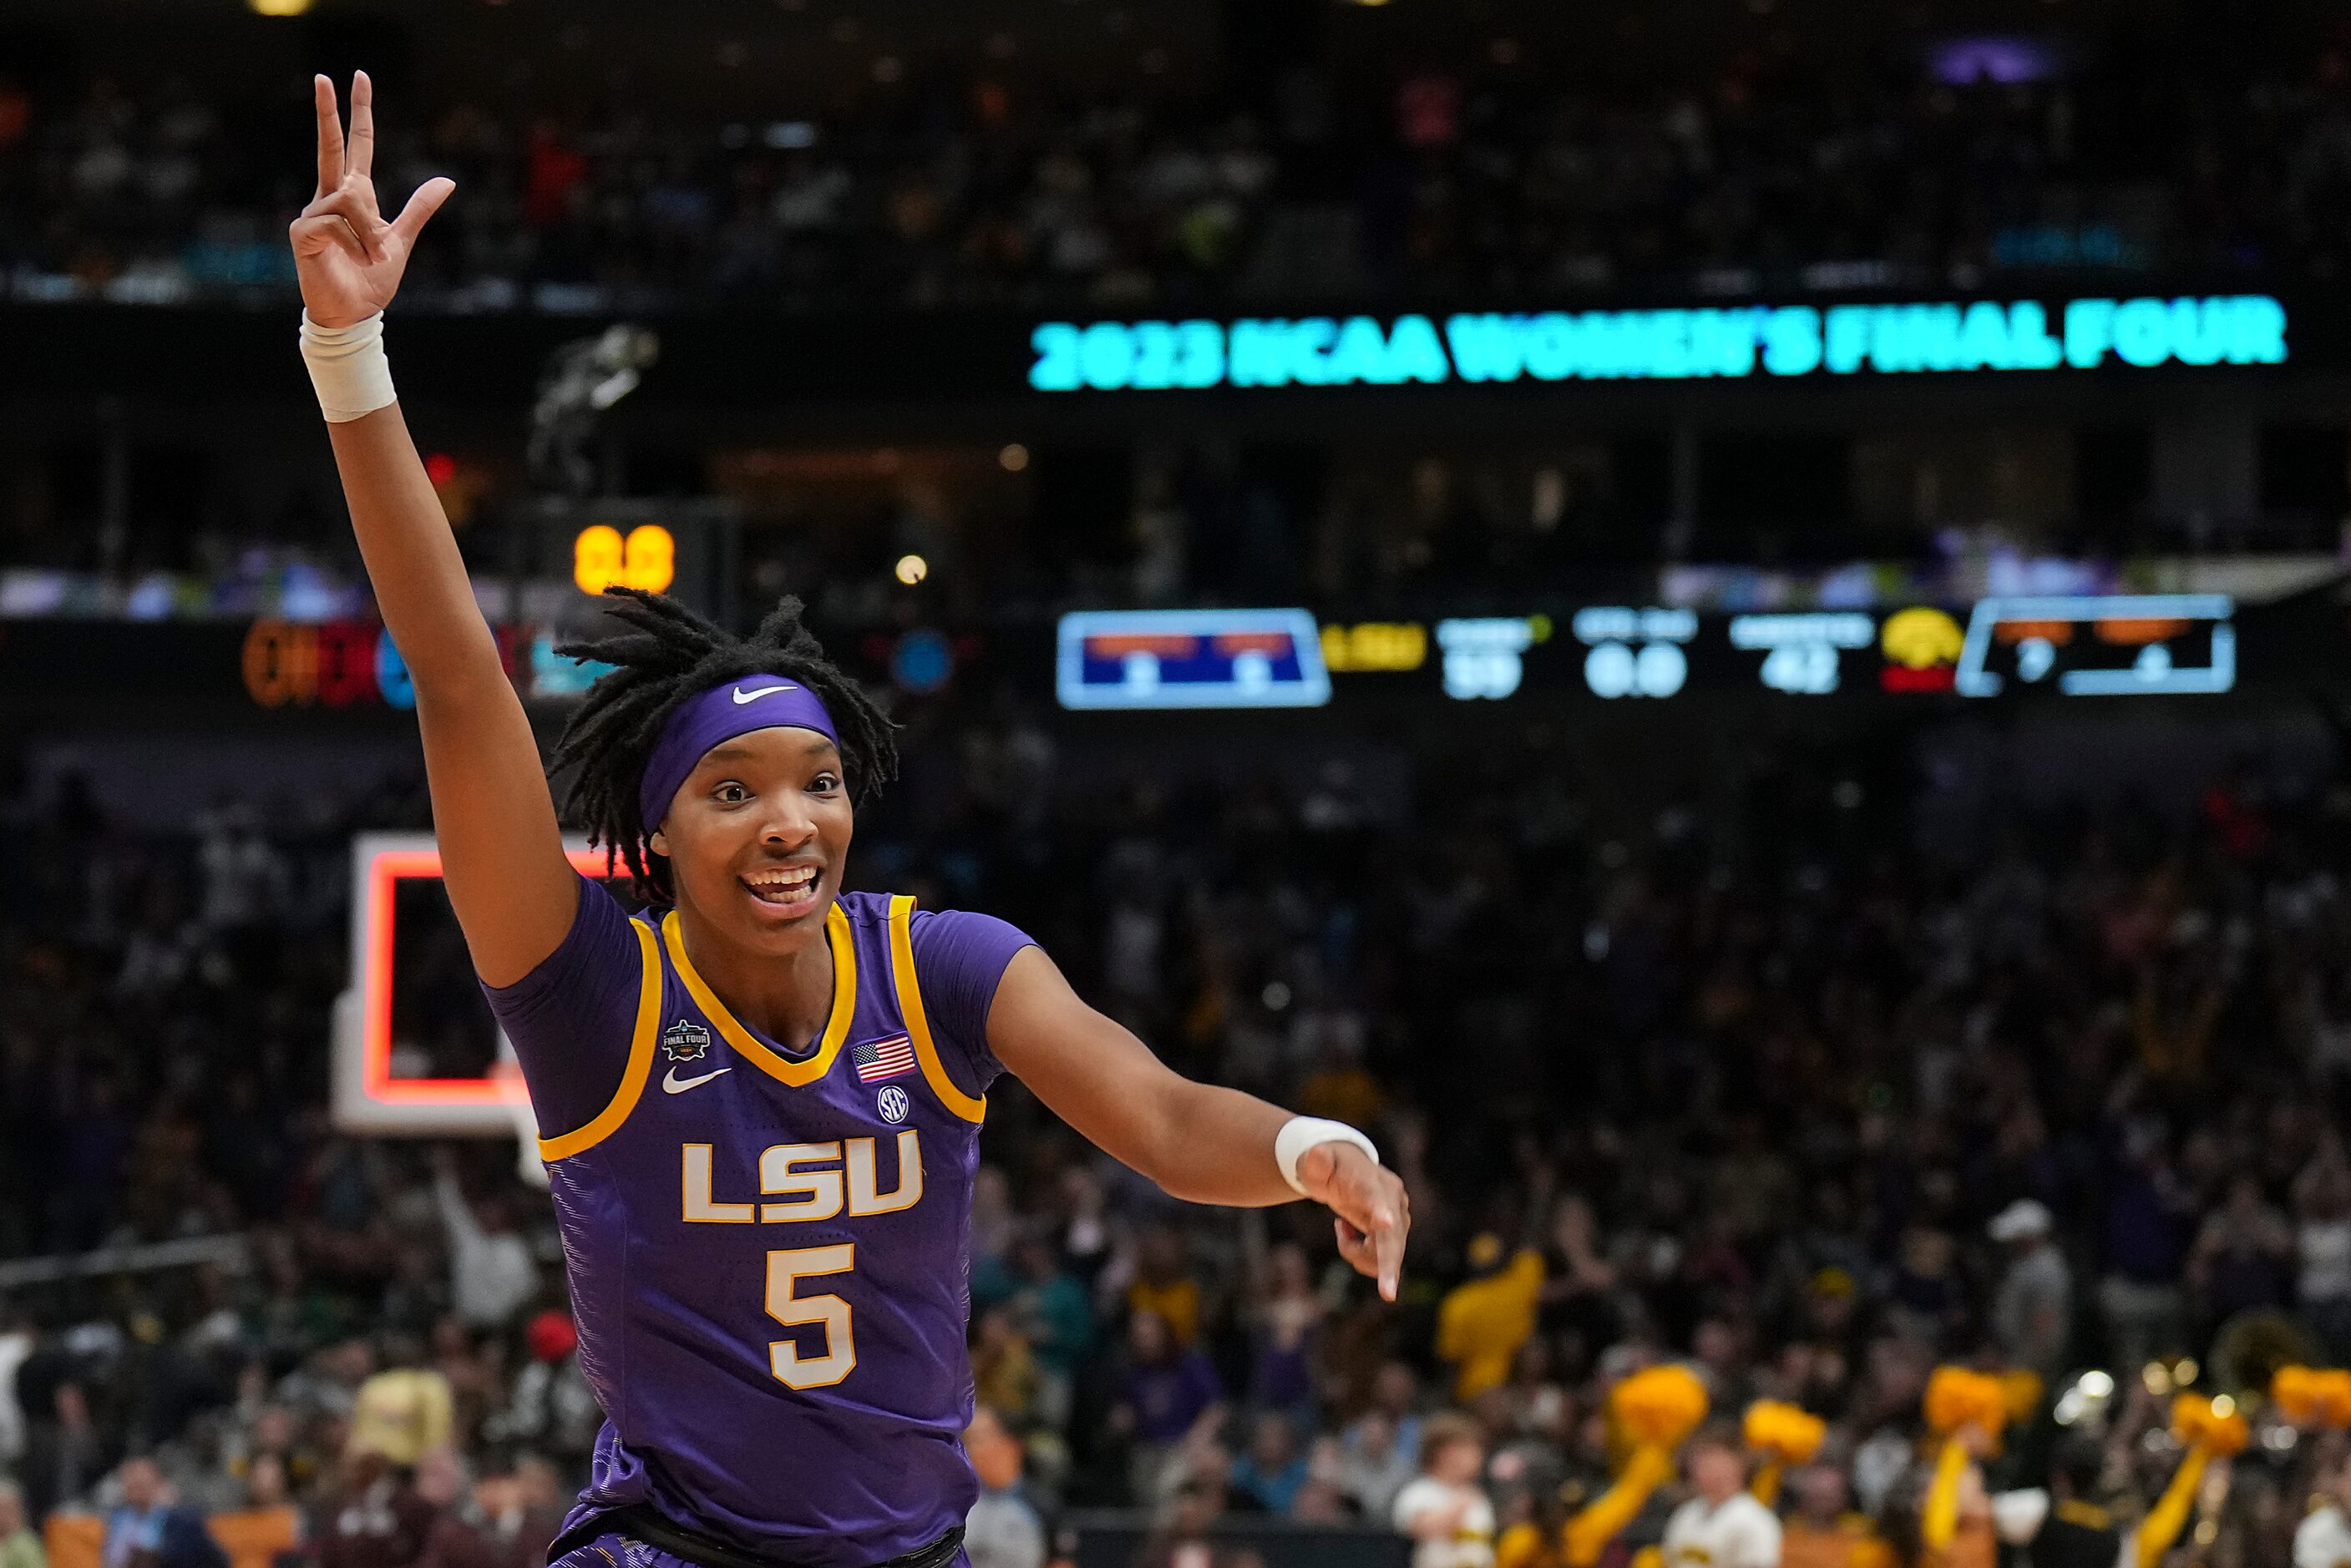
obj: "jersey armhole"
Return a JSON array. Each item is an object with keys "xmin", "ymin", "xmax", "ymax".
[
  {"xmin": 886, "ymin": 894, "xmax": 987, "ymax": 1125},
  {"xmin": 536, "ymin": 917, "xmax": 664, "ymax": 1161}
]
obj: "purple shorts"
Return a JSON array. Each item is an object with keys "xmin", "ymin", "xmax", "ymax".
[{"xmin": 550, "ymin": 1531, "xmax": 970, "ymax": 1568}]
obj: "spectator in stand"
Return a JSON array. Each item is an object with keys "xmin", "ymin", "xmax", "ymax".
[
  {"xmin": 0, "ymin": 1482, "xmax": 45, "ymax": 1568},
  {"xmin": 18, "ymin": 1382, "xmax": 118, "ymax": 1522},
  {"xmin": 415, "ymin": 1454, "xmax": 562, "ymax": 1568},
  {"xmin": 961, "ymin": 1408, "xmax": 1045, "ymax": 1568},
  {"xmin": 312, "ymin": 1450, "xmax": 438, "ymax": 1568},
  {"xmin": 1657, "ymin": 1429, "xmax": 1779, "ymax": 1568},
  {"xmin": 2299, "ymin": 1448, "xmax": 2351, "ymax": 1568},
  {"xmin": 1125, "ymin": 1227, "xmax": 1205, "ymax": 1350},
  {"xmin": 1111, "ymin": 1310, "xmax": 1224, "ymax": 1506},
  {"xmin": 1355, "ymin": 1362, "xmax": 1426, "ymax": 1467},
  {"xmin": 1239, "ymin": 1227, "xmax": 1325, "ymax": 1429},
  {"xmin": 1988, "ymin": 1201, "xmax": 2071, "ymax": 1377},
  {"xmin": 428, "ymin": 1153, "xmax": 537, "ymax": 1333},
  {"xmin": 1778, "ymin": 1461, "xmax": 1894, "ymax": 1568},
  {"xmin": 1005, "ymin": 1231, "xmax": 1091, "ymax": 1433},
  {"xmin": 2298, "ymin": 1150, "xmax": 2351, "ymax": 1359},
  {"xmin": 2098, "ymin": 1126, "xmax": 2195, "ymax": 1370},
  {"xmin": 100, "ymin": 1459, "xmax": 226, "ymax": 1568},
  {"xmin": 482, "ymin": 1312, "xmax": 595, "ymax": 1466},
  {"xmin": 1287, "ymin": 1437, "xmax": 1355, "ymax": 1524},
  {"xmin": 344, "ymin": 1337, "xmax": 452, "ymax": 1467},
  {"xmin": 1228, "ymin": 1413, "xmax": 1309, "ymax": 1515},
  {"xmin": 1130, "ymin": 1474, "xmax": 1255, "ymax": 1568},
  {"xmin": 1391, "ymin": 1413, "xmax": 1494, "ymax": 1568},
  {"xmin": 0, "ymin": 1309, "xmax": 33, "ymax": 1473},
  {"xmin": 2186, "ymin": 1174, "xmax": 2295, "ymax": 1331},
  {"xmin": 971, "ymin": 1309, "xmax": 1041, "ymax": 1429},
  {"xmin": 1337, "ymin": 1411, "xmax": 1416, "ymax": 1524}
]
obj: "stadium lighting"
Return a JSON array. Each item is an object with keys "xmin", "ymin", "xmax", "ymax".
[
  {"xmin": 247, "ymin": 0, "xmax": 314, "ymax": 13},
  {"xmin": 894, "ymin": 554, "xmax": 929, "ymax": 585}
]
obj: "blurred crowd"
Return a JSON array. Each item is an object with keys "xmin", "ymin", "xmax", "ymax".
[
  {"xmin": 10, "ymin": 28, "xmax": 2351, "ymax": 311},
  {"xmin": 5, "ymin": 705, "xmax": 2351, "ymax": 1568}
]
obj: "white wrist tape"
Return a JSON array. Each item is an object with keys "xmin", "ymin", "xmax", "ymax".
[
  {"xmin": 1274, "ymin": 1116, "xmax": 1381, "ymax": 1198},
  {"xmin": 299, "ymin": 310, "xmax": 397, "ymax": 423}
]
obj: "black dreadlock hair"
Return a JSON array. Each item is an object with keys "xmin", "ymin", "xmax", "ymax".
[{"xmin": 550, "ymin": 588, "xmax": 898, "ymax": 903}]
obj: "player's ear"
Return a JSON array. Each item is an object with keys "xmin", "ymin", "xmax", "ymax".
[{"xmin": 649, "ymin": 827, "xmax": 670, "ymax": 857}]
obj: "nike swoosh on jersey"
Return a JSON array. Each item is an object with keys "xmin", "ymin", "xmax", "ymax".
[
  {"xmin": 662, "ymin": 1065, "xmax": 734, "ymax": 1094},
  {"xmin": 732, "ymin": 684, "xmax": 796, "ymax": 704}
]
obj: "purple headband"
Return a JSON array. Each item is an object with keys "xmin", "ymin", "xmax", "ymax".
[{"xmin": 638, "ymin": 678, "xmax": 841, "ymax": 831}]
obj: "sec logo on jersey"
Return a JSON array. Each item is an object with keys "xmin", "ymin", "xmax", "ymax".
[{"xmin": 876, "ymin": 1085, "xmax": 910, "ymax": 1124}]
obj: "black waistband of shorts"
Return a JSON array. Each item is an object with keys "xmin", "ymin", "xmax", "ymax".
[{"xmin": 549, "ymin": 1504, "xmax": 964, "ymax": 1568}]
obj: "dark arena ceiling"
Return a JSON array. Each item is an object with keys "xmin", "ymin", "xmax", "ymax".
[{"xmin": 1, "ymin": 0, "xmax": 2341, "ymax": 123}]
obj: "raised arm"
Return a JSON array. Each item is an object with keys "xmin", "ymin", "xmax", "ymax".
[
  {"xmin": 292, "ymin": 73, "xmax": 574, "ymax": 984},
  {"xmin": 984, "ymin": 945, "xmax": 1411, "ymax": 1299}
]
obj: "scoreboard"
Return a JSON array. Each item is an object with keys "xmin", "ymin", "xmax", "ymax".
[
  {"xmin": 1056, "ymin": 609, "xmax": 1331, "ymax": 710},
  {"xmin": 1057, "ymin": 594, "xmax": 2269, "ymax": 710},
  {"xmin": 1953, "ymin": 594, "xmax": 2237, "ymax": 696}
]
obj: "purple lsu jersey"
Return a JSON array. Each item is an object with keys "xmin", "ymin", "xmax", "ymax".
[{"xmin": 525, "ymin": 891, "xmax": 998, "ymax": 1568}]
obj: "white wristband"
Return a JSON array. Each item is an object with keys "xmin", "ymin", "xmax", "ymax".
[
  {"xmin": 1274, "ymin": 1116, "xmax": 1380, "ymax": 1198},
  {"xmin": 299, "ymin": 310, "xmax": 398, "ymax": 423}
]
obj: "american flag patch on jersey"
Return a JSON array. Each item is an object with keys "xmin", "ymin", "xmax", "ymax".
[{"xmin": 851, "ymin": 1033, "xmax": 917, "ymax": 1083}]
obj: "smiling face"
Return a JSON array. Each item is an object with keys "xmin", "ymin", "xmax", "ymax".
[{"xmin": 647, "ymin": 725, "xmax": 853, "ymax": 953}]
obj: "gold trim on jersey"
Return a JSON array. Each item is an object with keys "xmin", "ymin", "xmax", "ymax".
[
  {"xmin": 538, "ymin": 917, "xmax": 663, "ymax": 1161},
  {"xmin": 661, "ymin": 904, "xmax": 858, "ymax": 1086},
  {"xmin": 885, "ymin": 894, "xmax": 986, "ymax": 1125}
]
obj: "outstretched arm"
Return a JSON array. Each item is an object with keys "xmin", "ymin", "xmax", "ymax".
[
  {"xmin": 293, "ymin": 73, "xmax": 573, "ymax": 985},
  {"xmin": 985, "ymin": 945, "xmax": 1411, "ymax": 1299}
]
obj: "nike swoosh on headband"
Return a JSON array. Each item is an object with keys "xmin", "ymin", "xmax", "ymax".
[{"xmin": 732, "ymin": 683, "xmax": 798, "ymax": 705}]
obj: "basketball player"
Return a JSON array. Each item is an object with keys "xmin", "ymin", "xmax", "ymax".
[{"xmin": 288, "ymin": 74, "xmax": 1410, "ymax": 1568}]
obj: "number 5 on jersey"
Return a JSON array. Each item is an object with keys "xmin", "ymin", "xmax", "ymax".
[{"xmin": 768, "ymin": 1243, "xmax": 855, "ymax": 1388}]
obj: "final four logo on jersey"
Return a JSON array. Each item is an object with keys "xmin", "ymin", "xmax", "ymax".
[{"xmin": 662, "ymin": 1019, "xmax": 713, "ymax": 1063}]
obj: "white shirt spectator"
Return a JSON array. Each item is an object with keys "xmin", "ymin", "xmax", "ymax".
[
  {"xmin": 434, "ymin": 1171, "xmax": 540, "ymax": 1328},
  {"xmin": 1660, "ymin": 1491, "xmax": 1781, "ymax": 1568},
  {"xmin": 1339, "ymin": 1419, "xmax": 1417, "ymax": 1523},
  {"xmin": 0, "ymin": 1324, "xmax": 30, "ymax": 1464},
  {"xmin": 1391, "ymin": 1476, "xmax": 1495, "ymax": 1568},
  {"xmin": 964, "ymin": 1490, "xmax": 1046, "ymax": 1568},
  {"xmin": 2302, "ymin": 1219, "xmax": 2351, "ymax": 1304},
  {"xmin": 2298, "ymin": 1503, "xmax": 2351, "ymax": 1568}
]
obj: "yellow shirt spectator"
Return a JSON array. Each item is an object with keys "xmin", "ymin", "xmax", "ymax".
[
  {"xmin": 1128, "ymin": 1278, "xmax": 1203, "ymax": 1348},
  {"xmin": 1436, "ymin": 1241, "xmax": 1544, "ymax": 1403},
  {"xmin": 347, "ymin": 1367, "xmax": 453, "ymax": 1464}
]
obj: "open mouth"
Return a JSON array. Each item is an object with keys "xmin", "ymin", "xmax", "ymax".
[{"xmin": 741, "ymin": 864, "xmax": 822, "ymax": 911}]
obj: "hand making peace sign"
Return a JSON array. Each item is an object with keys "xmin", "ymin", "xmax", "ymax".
[{"xmin": 288, "ymin": 73, "xmax": 456, "ymax": 329}]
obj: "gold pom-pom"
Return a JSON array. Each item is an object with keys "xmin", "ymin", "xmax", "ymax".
[
  {"xmin": 2273, "ymin": 1367, "xmax": 2351, "ymax": 1429},
  {"xmin": 1612, "ymin": 1365, "xmax": 1710, "ymax": 1448},
  {"xmin": 2171, "ymin": 1393, "xmax": 2250, "ymax": 1456},
  {"xmin": 1923, "ymin": 1368, "xmax": 2009, "ymax": 1436},
  {"xmin": 1742, "ymin": 1400, "xmax": 1825, "ymax": 1464}
]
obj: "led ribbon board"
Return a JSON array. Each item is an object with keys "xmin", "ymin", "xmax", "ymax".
[
  {"xmin": 1056, "ymin": 609, "xmax": 1331, "ymax": 710},
  {"xmin": 1953, "ymin": 595, "xmax": 2237, "ymax": 696},
  {"xmin": 1031, "ymin": 296, "xmax": 2287, "ymax": 392}
]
